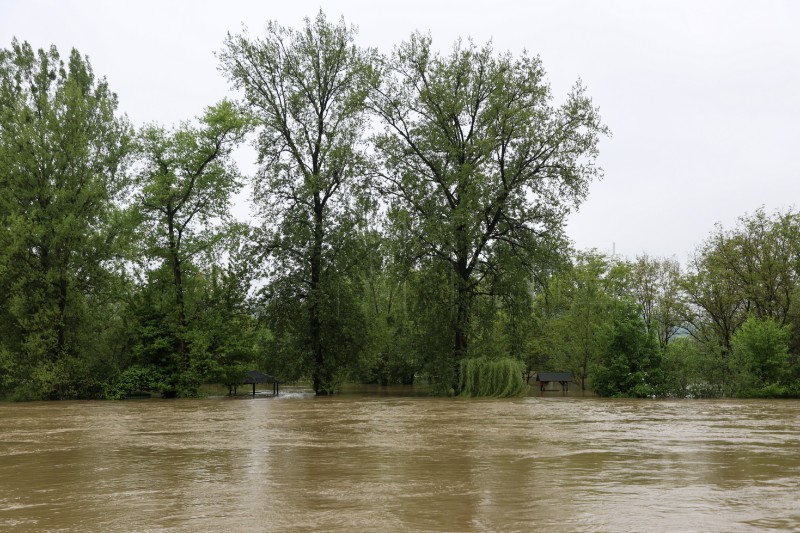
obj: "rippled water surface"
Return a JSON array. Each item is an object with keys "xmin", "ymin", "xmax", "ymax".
[{"xmin": 1, "ymin": 394, "xmax": 799, "ymax": 531}]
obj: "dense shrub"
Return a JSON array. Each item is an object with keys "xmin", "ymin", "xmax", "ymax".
[
  {"xmin": 729, "ymin": 316, "xmax": 792, "ymax": 397},
  {"xmin": 591, "ymin": 301, "xmax": 663, "ymax": 397},
  {"xmin": 103, "ymin": 366, "xmax": 165, "ymax": 400}
]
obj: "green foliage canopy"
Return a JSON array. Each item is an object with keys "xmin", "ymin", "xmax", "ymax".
[
  {"xmin": 221, "ymin": 12, "xmax": 377, "ymax": 394},
  {"xmin": 591, "ymin": 300, "xmax": 663, "ymax": 398},
  {"xmin": 730, "ymin": 315, "xmax": 791, "ymax": 397},
  {"xmin": 371, "ymin": 34, "xmax": 608, "ymax": 391},
  {"xmin": 0, "ymin": 40, "xmax": 131, "ymax": 399}
]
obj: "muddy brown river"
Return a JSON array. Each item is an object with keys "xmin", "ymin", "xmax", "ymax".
[{"xmin": 1, "ymin": 392, "xmax": 799, "ymax": 531}]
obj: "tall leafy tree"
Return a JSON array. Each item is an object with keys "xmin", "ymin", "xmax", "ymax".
[
  {"xmin": 133, "ymin": 100, "xmax": 247, "ymax": 394},
  {"xmin": 220, "ymin": 12, "xmax": 377, "ymax": 394},
  {"xmin": 190, "ymin": 228, "xmax": 260, "ymax": 394},
  {"xmin": 0, "ymin": 40, "xmax": 131, "ymax": 398},
  {"xmin": 630, "ymin": 254, "xmax": 685, "ymax": 351},
  {"xmin": 371, "ymin": 35, "xmax": 608, "ymax": 390},
  {"xmin": 716, "ymin": 210, "xmax": 800, "ymax": 326},
  {"xmin": 681, "ymin": 209, "xmax": 800, "ymax": 395},
  {"xmin": 683, "ymin": 229, "xmax": 747, "ymax": 355},
  {"xmin": 534, "ymin": 252, "xmax": 626, "ymax": 390},
  {"xmin": 351, "ymin": 217, "xmax": 421, "ymax": 386}
]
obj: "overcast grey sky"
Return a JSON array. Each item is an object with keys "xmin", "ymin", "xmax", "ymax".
[{"xmin": 2, "ymin": 0, "xmax": 798, "ymax": 264}]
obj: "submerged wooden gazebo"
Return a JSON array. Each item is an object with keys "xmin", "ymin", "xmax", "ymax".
[
  {"xmin": 535, "ymin": 371, "xmax": 572, "ymax": 392},
  {"xmin": 242, "ymin": 370, "xmax": 280, "ymax": 397}
]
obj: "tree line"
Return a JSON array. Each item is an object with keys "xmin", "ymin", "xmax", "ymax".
[
  {"xmin": 1, "ymin": 13, "xmax": 797, "ymax": 400},
  {"xmin": 533, "ymin": 210, "xmax": 800, "ymax": 399}
]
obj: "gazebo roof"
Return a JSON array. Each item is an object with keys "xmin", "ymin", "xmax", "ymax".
[
  {"xmin": 243, "ymin": 370, "xmax": 279, "ymax": 384},
  {"xmin": 536, "ymin": 372, "xmax": 572, "ymax": 382}
]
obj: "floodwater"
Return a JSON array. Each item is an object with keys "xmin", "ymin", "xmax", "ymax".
[{"xmin": 1, "ymin": 392, "xmax": 799, "ymax": 532}]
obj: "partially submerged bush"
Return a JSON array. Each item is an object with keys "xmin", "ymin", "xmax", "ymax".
[
  {"xmin": 459, "ymin": 357, "xmax": 528, "ymax": 398},
  {"xmin": 729, "ymin": 315, "xmax": 791, "ymax": 397},
  {"xmin": 103, "ymin": 366, "xmax": 165, "ymax": 399}
]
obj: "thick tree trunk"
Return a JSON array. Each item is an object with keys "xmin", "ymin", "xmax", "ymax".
[
  {"xmin": 453, "ymin": 248, "xmax": 471, "ymax": 394},
  {"xmin": 453, "ymin": 288, "xmax": 469, "ymax": 394},
  {"xmin": 310, "ymin": 197, "xmax": 327, "ymax": 395},
  {"xmin": 168, "ymin": 223, "xmax": 188, "ymax": 367}
]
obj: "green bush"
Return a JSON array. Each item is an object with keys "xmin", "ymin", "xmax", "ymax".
[
  {"xmin": 0, "ymin": 346, "xmax": 15, "ymax": 398},
  {"xmin": 103, "ymin": 366, "xmax": 165, "ymax": 400},
  {"xmin": 661, "ymin": 337, "xmax": 725, "ymax": 398},
  {"xmin": 591, "ymin": 301, "xmax": 663, "ymax": 397},
  {"xmin": 729, "ymin": 316, "xmax": 791, "ymax": 397}
]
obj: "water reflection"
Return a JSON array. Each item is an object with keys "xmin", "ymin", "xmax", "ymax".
[{"xmin": 1, "ymin": 395, "xmax": 799, "ymax": 531}]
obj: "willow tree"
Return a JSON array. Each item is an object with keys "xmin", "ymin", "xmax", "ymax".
[
  {"xmin": 371, "ymin": 35, "xmax": 608, "ymax": 391},
  {"xmin": 134, "ymin": 100, "xmax": 247, "ymax": 394},
  {"xmin": 220, "ymin": 12, "xmax": 377, "ymax": 394},
  {"xmin": 0, "ymin": 40, "xmax": 131, "ymax": 399}
]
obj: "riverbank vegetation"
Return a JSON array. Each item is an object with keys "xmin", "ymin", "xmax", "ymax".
[{"xmin": 2, "ymin": 13, "xmax": 799, "ymax": 400}]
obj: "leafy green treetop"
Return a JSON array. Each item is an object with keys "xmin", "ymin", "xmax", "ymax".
[
  {"xmin": 220, "ymin": 12, "xmax": 377, "ymax": 394},
  {"xmin": 371, "ymin": 36, "xmax": 608, "ymax": 390},
  {"xmin": 134, "ymin": 100, "xmax": 248, "ymax": 382},
  {"xmin": 0, "ymin": 40, "xmax": 131, "ymax": 398}
]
